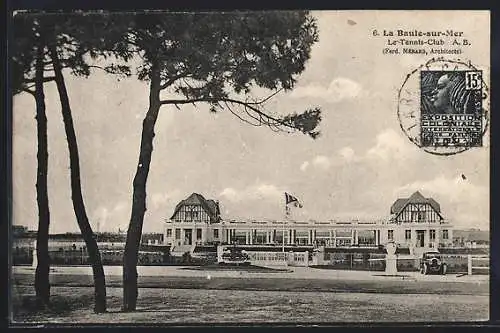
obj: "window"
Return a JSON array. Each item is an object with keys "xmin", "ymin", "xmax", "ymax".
[
  {"xmin": 213, "ymin": 229, "xmax": 219, "ymax": 238},
  {"xmin": 430, "ymin": 229, "xmax": 436, "ymax": 240},
  {"xmin": 196, "ymin": 228, "xmax": 202, "ymax": 240},
  {"xmin": 388, "ymin": 230, "xmax": 394, "ymax": 240},
  {"xmin": 175, "ymin": 229, "xmax": 181, "ymax": 240},
  {"xmin": 442, "ymin": 229, "xmax": 449, "ymax": 240},
  {"xmin": 166, "ymin": 229, "xmax": 172, "ymax": 237},
  {"xmin": 418, "ymin": 211, "xmax": 425, "ymax": 222},
  {"xmin": 185, "ymin": 208, "xmax": 192, "ymax": 221},
  {"xmin": 405, "ymin": 230, "xmax": 411, "ymax": 240},
  {"xmin": 411, "ymin": 212, "xmax": 419, "ymax": 222}
]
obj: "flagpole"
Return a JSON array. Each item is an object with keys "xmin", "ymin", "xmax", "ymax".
[{"xmin": 283, "ymin": 205, "xmax": 287, "ymax": 253}]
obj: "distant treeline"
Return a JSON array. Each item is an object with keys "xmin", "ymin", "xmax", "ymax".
[{"xmin": 13, "ymin": 231, "xmax": 164, "ymax": 244}]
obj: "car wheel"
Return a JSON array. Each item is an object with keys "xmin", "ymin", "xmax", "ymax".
[
  {"xmin": 423, "ymin": 264, "xmax": 428, "ymax": 275},
  {"xmin": 442, "ymin": 264, "xmax": 447, "ymax": 275}
]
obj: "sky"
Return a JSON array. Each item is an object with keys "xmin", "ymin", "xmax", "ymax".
[{"xmin": 12, "ymin": 11, "xmax": 490, "ymax": 233}]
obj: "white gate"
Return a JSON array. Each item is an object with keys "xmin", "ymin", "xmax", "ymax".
[{"xmin": 468, "ymin": 254, "xmax": 489, "ymax": 275}]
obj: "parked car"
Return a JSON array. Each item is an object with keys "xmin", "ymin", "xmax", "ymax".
[
  {"xmin": 219, "ymin": 247, "xmax": 250, "ymax": 266},
  {"xmin": 420, "ymin": 251, "xmax": 447, "ymax": 275}
]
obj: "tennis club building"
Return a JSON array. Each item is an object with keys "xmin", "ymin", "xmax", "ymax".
[{"xmin": 164, "ymin": 191, "xmax": 454, "ymax": 256}]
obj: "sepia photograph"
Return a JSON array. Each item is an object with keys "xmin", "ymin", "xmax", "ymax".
[{"xmin": 9, "ymin": 10, "xmax": 490, "ymax": 324}]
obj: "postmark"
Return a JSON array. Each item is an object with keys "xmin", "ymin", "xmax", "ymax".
[{"xmin": 397, "ymin": 58, "xmax": 489, "ymax": 156}]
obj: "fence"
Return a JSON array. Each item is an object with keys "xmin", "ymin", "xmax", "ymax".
[
  {"xmin": 324, "ymin": 252, "xmax": 386, "ymax": 271},
  {"xmin": 320, "ymin": 251, "xmax": 490, "ymax": 274},
  {"xmin": 397, "ymin": 254, "xmax": 490, "ymax": 274},
  {"xmin": 12, "ymin": 246, "xmax": 33, "ymax": 265},
  {"xmin": 468, "ymin": 255, "xmax": 489, "ymax": 275},
  {"xmin": 246, "ymin": 251, "xmax": 310, "ymax": 266},
  {"xmin": 11, "ymin": 247, "xmax": 166, "ymax": 266}
]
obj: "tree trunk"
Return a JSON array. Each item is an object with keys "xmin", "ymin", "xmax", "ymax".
[
  {"xmin": 122, "ymin": 67, "xmax": 161, "ymax": 312},
  {"xmin": 34, "ymin": 42, "xmax": 50, "ymax": 307},
  {"xmin": 48, "ymin": 45, "xmax": 107, "ymax": 313}
]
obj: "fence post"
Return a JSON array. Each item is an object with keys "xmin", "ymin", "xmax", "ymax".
[{"xmin": 467, "ymin": 254, "xmax": 472, "ymax": 275}]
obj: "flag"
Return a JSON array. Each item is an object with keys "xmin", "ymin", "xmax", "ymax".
[{"xmin": 285, "ymin": 192, "xmax": 303, "ymax": 208}]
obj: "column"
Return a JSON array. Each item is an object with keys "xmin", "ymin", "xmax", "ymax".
[
  {"xmin": 245, "ymin": 231, "xmax": 249, "ymax": 245},
  {"xmin": 249, "ymin": 229, "xmax": 253, "ymax": 245},
  {"xmin": 351, "ymin": 229, "xmax": 355, "ymax": 245},
  {"xmin": 201, "ymin": 226, "xmax": 206, "ymax": 244}
]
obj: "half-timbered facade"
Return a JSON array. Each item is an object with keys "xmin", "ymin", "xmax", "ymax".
[
  {"xmin": 164, "ymin": 193, "xmax": 222, "ymax": 253},
  {"xmin": 383, "ymin": 191, "xmax": 452, "ymax": 252},
  {"xmin": 164, "ymin": 191, "xmax": 454, "ymax": 257}
]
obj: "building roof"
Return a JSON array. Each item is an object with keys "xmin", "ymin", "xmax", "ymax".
[
  {"xmin": 170, "ymin": 193, "xmax": 220, "ymax": 222},
  {"xmin": 390, "ymin": 191, "xmax": 441, "ymax": 216}
]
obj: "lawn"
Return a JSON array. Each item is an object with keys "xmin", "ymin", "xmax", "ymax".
[
  {"xmin": 10, "ymin": 286, "xmax": 489, "ymax": 324},
  {"xmin": 10, "ymin": 270, "xmax": 489, "ymax": 324},
  {"xmin": 11, "ymin": 271, "xmax": 489, "ymax": 295}
]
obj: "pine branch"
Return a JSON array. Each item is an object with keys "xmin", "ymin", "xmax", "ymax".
[
  {"xmin": 25, "ymin": 76, "xmax": 55, "ymax": 84},
  {"xmin": 160, "ymin": 95, "xmax": 298, "ymax": 131}
]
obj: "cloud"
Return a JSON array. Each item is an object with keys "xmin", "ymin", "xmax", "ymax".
[
  {"xmin": 220, "ymin": 187, "xmax": 239, "ymax": 201},
  {"xmin": 312, "ymin": 155, "xmax": 331, "ymax": 169},
  {"xmin": 298, "ymin": 130, "xmax": 418, "ymax": 176},
  {"xmin": 396, "ymin": 175, "xmax": 489, "ymax": 228},
  {"xmin": 339, "ymin": 146, "xmax": 355, "ymax": 162},
  {"xmin": 396, "ymin": 175, "xmax": 486, "ymax": 205},
  {"xmin": 366, "ymin": 128, "xmax": 418, "ymax": 162},
  {"xmin": 220, "ymin": 183, "xmax": 283, "ymax": 203},
  {"xmin": 300, "ymin": 149, "xmax": 354, "ymax": 172},
  {"xmin": 290, "ymin": 77, "xmax": 362, "ymax": 102},
  {"xmin": 151, "ymin": 190, "xmax": 182, "ymax": 208}
]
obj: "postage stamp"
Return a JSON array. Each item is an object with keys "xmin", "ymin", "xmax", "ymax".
[
  {"xmin": 420, "ymin": 69, "xmax": 483, "ymax": 147},
  {"xmin": 397, "ymin": 58, "xmax": 489, "ymax": 156}
]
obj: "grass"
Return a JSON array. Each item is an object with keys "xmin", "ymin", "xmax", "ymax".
[
  {"xmin": 10, "ymin": 286, "xmax": 489, "ymax": 324},
  {"xmin": 12, "ymin": 272, "xmax": 489, "ymax": 295},
  {"xmin": 10, "ymin": 269, "xmax": 489, "ymax": 324}
]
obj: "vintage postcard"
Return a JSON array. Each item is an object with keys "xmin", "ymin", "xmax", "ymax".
[{"xmin": 10, "ymin": 10, "xmax": 490, "ymax": 324}]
